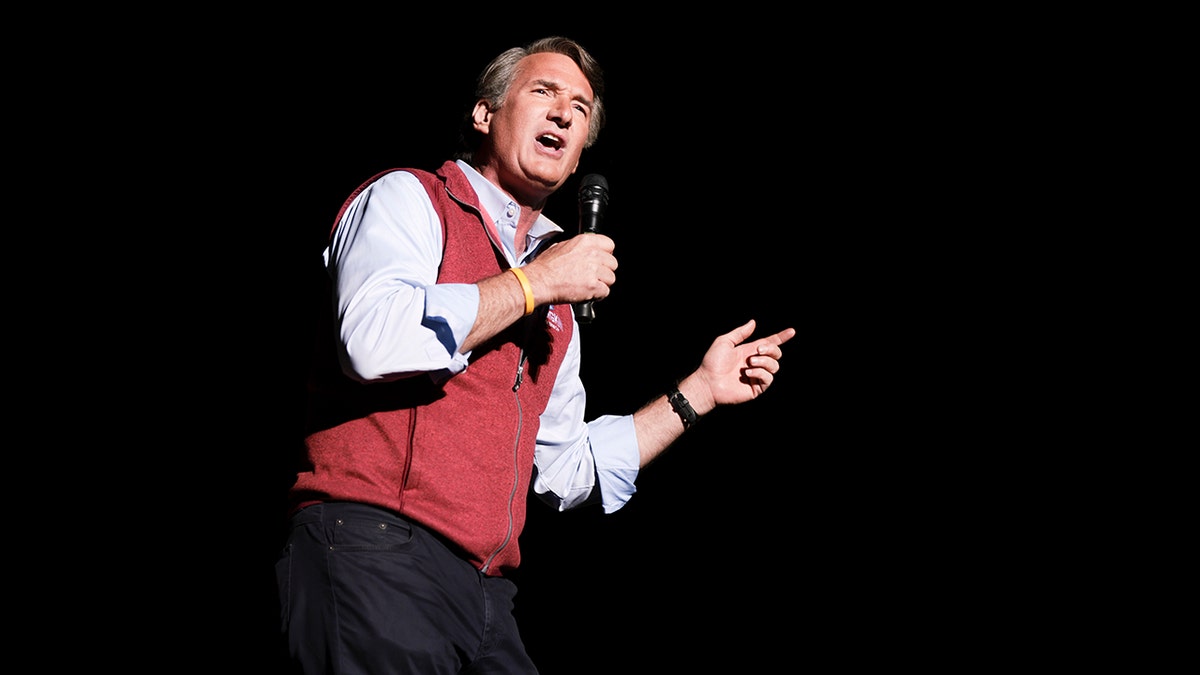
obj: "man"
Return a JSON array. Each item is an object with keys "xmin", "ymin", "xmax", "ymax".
[{"xmin": 277, "ymin": 36, "xmax": 795, "ymax": 674}]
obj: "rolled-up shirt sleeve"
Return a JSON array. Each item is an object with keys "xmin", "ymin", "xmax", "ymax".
[
  {"xmin": 327, "ymin": 171, "xmax": 476, "ymax": 381},
  {"xmin": 532, "ymin": 321, "xmax": 641, "ymax": 514},
  {"xmin": 583, "ymin": 414, "xmax": 640, "ymax": 513}
]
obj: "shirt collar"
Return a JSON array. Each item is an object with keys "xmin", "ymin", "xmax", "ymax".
[{"xmin": 456, "ymin": 160, "xmax": 565, "ymax": 242}]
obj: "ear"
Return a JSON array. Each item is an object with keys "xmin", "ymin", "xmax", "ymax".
[{"xmin": 472, "ymin": 101, "xmax": 492, "ymax": 133}]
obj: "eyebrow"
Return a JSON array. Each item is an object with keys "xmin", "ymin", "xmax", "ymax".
[{"xmin": 532, "ymin": 78, "xmax": 592, "ymax": 109}]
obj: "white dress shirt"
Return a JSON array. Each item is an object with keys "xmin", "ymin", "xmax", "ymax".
[{"xmin": 325, "ymin": 160, "xmax": 639, "ymax": 514}]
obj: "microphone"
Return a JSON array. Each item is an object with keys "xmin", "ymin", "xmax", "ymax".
[{"xmin": 575, "ymin": 174, "xmax": 609, "ymax": 324}]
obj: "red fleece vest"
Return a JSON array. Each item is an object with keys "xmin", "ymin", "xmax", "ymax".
[{"xmin": 291, "ymin": 161, "xmax": 573, "ymax": 576}]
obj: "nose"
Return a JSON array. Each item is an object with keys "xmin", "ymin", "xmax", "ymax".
[{"xmin": 549, "ymin": 98, "xmax": 573, "ymax": 128}]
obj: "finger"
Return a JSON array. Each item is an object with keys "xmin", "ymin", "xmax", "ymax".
[
  {"xmin": 755, "ymin": 343, "xmax": 783, "ymax": 359},
  {"xmin": 747, "ymin": 354, "xmax": 781, "ymax": 373},
  {"xmin": 767, "ymin": 327, "xmax": 797, "ymax": 346},
  {"xmin": 722, "ymin": 319, "xmax": 757, "ymax": 346},
  {"xmin": 740, "ymin": 367, "xmax": 775, "ymax": 389}
]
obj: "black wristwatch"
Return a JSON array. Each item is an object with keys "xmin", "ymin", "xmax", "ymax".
[{"xmin": 667, "ymin": 386, "xmax": 698, "ymax": 430}]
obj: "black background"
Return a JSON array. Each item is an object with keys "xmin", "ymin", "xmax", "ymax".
[
  {"xmin": 159, "ymin": 17, "xmax": 1047, "ymax": 674},
  {"xmin": 235, "ymin": 26, "xmax": 807, "ymax": 672}
]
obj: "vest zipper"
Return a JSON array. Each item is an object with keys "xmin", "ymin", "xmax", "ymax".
[
  {"xmin": 482, "ymin": 347, "xmax": 528, "ymax": 575},
  {"xmin": 513, "ymin": 347, "xmax": 526, "ymax": 391}
]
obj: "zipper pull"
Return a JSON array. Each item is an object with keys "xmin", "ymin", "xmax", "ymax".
[{"xmin": 513, "ymin": 348, "xmax": 527, "ymax": 391}]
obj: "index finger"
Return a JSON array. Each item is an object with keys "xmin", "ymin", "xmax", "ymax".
[{"xmin": 766, "ymin": 327, "xmax": 796, "ymax": 346}]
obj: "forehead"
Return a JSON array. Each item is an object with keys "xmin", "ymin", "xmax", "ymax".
[{"xmin": 514, "ymin": 52, "xmax": 593, "ymax": 98}]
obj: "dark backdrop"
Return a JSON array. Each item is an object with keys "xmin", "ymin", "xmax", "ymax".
[{"xmin": 176, "ymin": 18, "xmax": 1005, "ymax": 675}]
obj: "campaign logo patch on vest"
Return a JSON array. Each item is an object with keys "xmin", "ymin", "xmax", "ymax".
[{"xmin": 546, "ymin": 306, "xmax": 564, "ymax": 333}]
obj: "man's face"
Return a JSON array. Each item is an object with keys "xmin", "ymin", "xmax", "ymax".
[{"xmin": 475, "ymin": 52, "xmax": 594, "ymax": 203}]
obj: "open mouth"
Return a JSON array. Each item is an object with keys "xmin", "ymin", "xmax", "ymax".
[{"xmin": 537, "ymin": 133, "xmax": 564, "ymax": 150}]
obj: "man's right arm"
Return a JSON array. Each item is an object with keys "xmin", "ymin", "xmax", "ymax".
[{"xmin": 329, "ymin": 171, "xmax": 477, "ymax": 382}]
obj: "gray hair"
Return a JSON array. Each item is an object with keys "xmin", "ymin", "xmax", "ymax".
[{"xmin": 455, "ymin": 36, "xmax": 606, "ymax": 161}]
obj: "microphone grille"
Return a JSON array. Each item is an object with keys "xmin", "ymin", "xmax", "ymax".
[{"xmin": 580, "ymin": 173, "xmax": 608, "ymax": 194}]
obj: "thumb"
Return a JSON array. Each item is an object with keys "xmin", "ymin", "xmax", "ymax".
[{"xmin": 721, "ymin": 318, "xmax": 757, "ymax": 346}]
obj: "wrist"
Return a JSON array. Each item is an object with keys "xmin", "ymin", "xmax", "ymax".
[
  {"xmin": 674, "ymin": 376, "xmax": 714, "ymax": 417},
  {"xmin": 508, "ymin": 267, "xmax": 535, "ymax": 316},
  {"xmin": 667, "ymin": 385, "xmax": 698, "ymax": 430}
]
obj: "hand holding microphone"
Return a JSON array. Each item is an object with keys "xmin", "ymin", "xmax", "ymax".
[
  {"xmin": 516, "ymin": 174, "xmax": 613, "ymax": 318},
  {"xmin": 575, "ymin": 174, "xmax": 609, "ymax": 324}
]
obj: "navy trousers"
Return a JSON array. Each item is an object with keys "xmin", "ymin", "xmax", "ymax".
[{"xmin": 276, "ymin": 502, "xmax": 539, "ymax": 674}]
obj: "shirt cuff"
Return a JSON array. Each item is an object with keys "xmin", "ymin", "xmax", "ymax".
[
  {"xmin": 422, "ymin": 283, "xmax": 479, "ymax": 372},
  {"xmin": 588, "ymin": 414, "xmax": 641, "ymax": 513}
]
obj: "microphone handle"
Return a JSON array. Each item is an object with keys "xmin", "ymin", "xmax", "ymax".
[
  {"xmin": 576, "ymin": 297, "xmax": 596, "ymax": 323},
  {"xmin": 575, "ymin": 175, "xmax": 608, "ymax": 324},
  {"xmin": 575, "ymin": 221, "xmax": 599, "ymax": 323}
]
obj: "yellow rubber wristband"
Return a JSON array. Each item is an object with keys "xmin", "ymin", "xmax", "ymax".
[{"xmin": 509, "ymin": 267, "xmax": 535, "ymax": 316}]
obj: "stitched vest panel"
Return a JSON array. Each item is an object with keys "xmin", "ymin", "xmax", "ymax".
[{"xmin": 291, "ymin": 161, "xmax": 572, "ymax": 576}]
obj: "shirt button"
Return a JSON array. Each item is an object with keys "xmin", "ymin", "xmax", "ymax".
[{"xmin": 505, "ymin": 205, "xmax": 516, "ymax": 218}]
